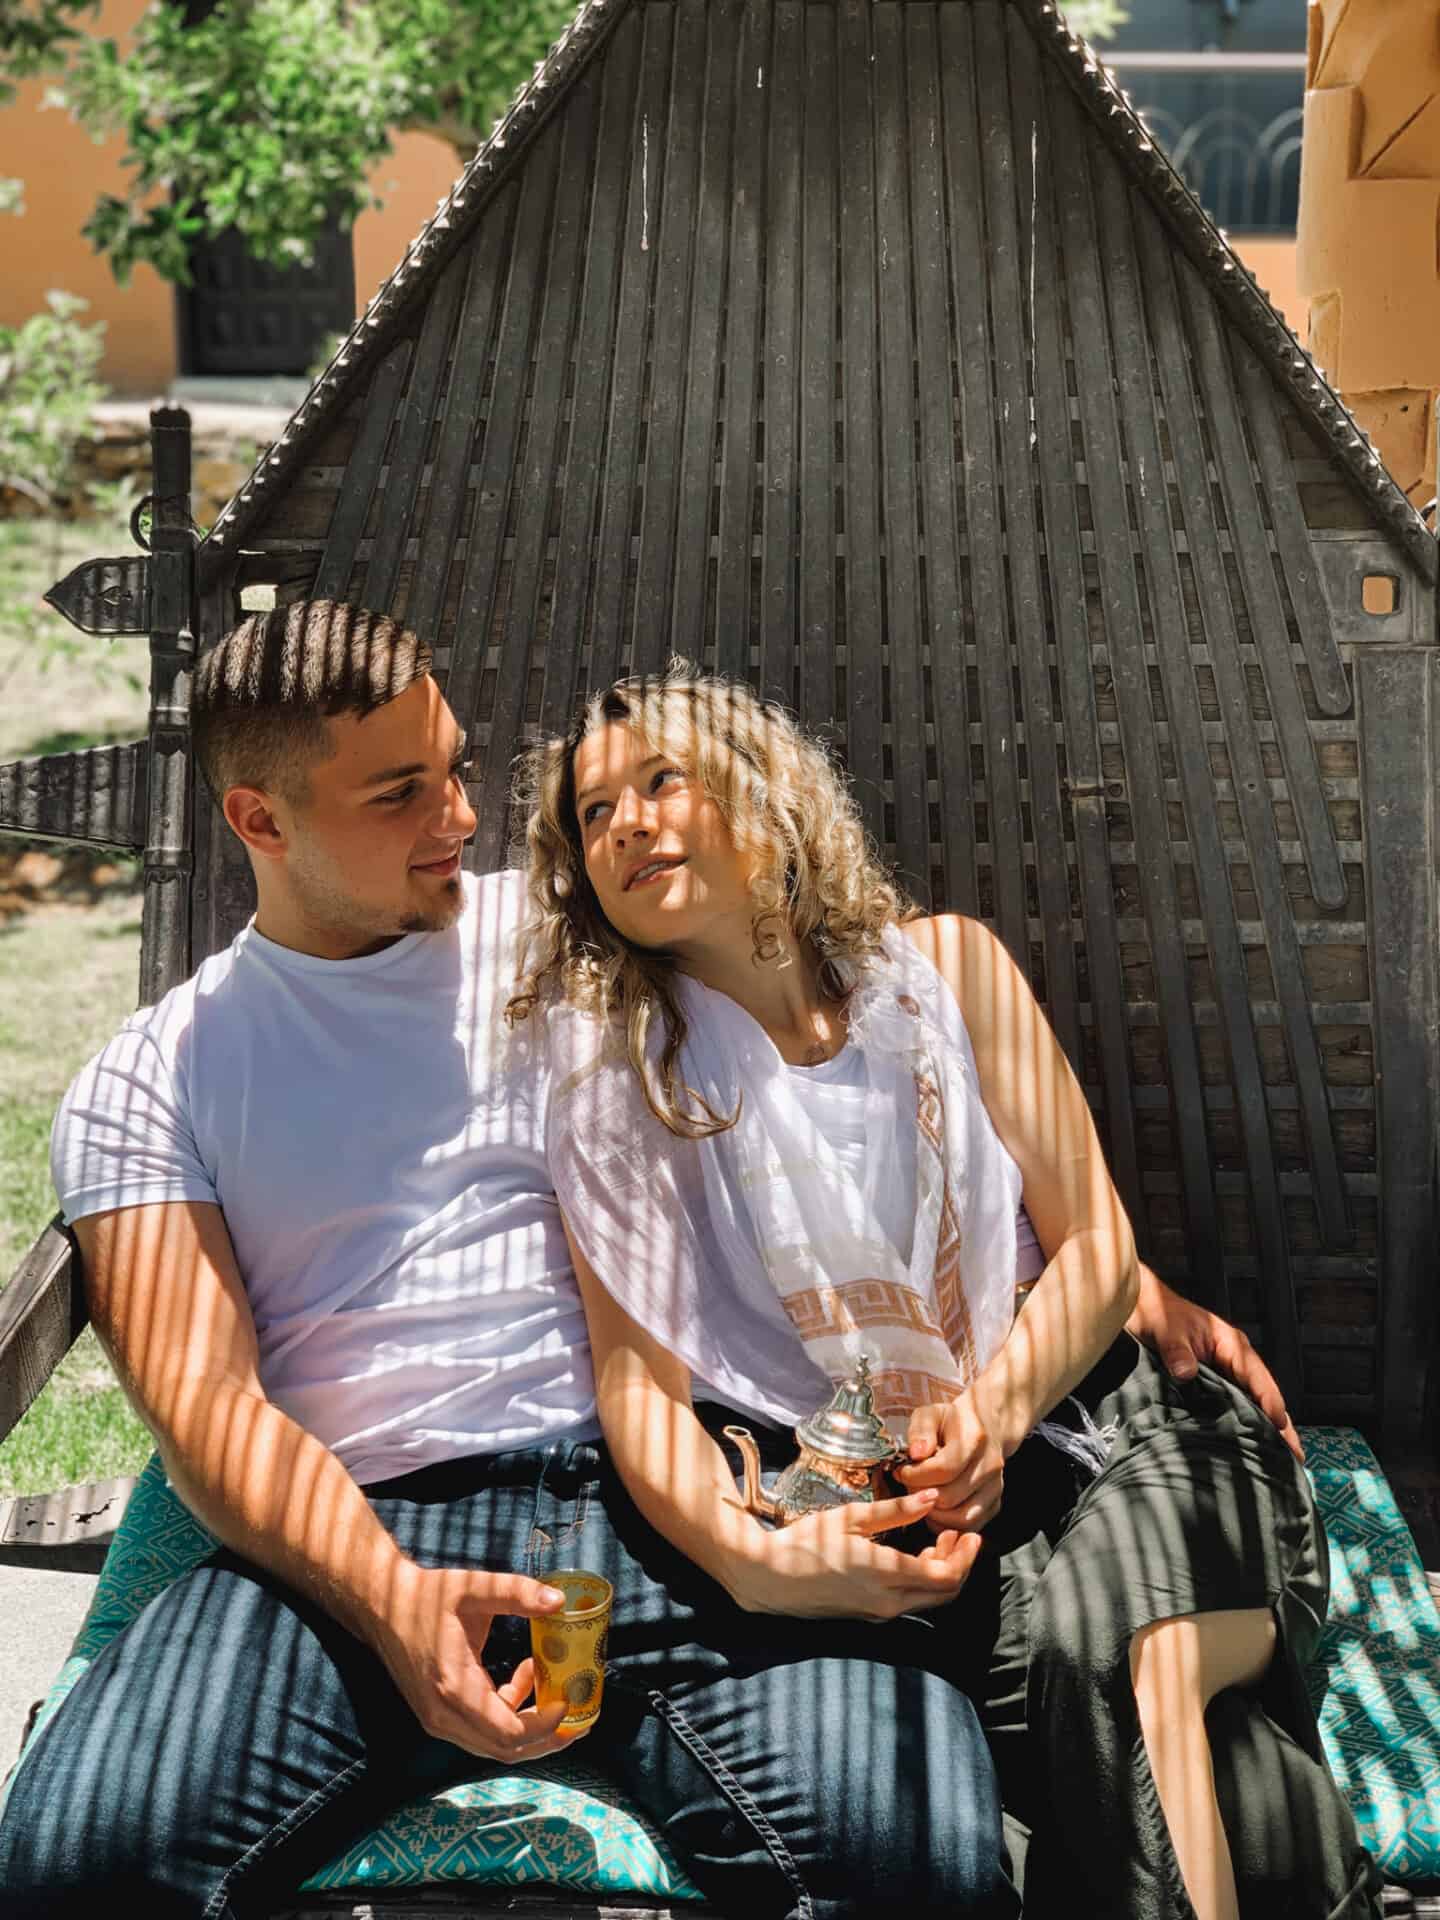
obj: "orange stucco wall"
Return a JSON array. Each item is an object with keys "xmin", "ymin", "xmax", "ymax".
[
  {"xmin": 0, "ymin": 0, "xmax": 174, "ymax": 394},
  {"xmin": 0, "ymin": 0, "xmax": 464, "ymax": 398}
]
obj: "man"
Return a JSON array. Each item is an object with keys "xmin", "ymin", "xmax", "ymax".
[{"xmin": 0, "ymin": 600, "xmax": 1299, "ymax": 1919}]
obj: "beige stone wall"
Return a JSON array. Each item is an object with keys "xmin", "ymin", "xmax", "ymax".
[
  {"xmin": 1297, "ymin": 0, "xmax": 1440, "ymax": 505},
  {"xmin": 0, "ymin": 3, "xmax": 463, "ymax": 397}
]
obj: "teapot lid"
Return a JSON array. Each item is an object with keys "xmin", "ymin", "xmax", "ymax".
[{"xmin": 795, "ymin": 1356, "xmax": 900, "ymax": 1465}]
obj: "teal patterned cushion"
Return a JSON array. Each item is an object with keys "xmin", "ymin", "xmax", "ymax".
[
  {"xmin": 16, "ymin": 1432, "xmax": 1440, "ymax": 1890},
  {"xmin": 16, "ymin": 1454, "xmax": 702, "ymax": 1902},
  {"xmin": 1303, "ymin": 1426, "xmax": 1440, "ymax": 1883}
]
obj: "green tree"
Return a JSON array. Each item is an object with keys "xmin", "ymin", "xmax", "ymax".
[
  {"xmin": 2, "ymin": 0, "xmax": 576, "ymax": 284},
  {"xmin": 1064, "ymin": 1, "xmax": 1130, "ymax": 41}
]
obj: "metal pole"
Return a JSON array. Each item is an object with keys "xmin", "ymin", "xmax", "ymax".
[{"xmin": 138, "ymin": 406, "xmax": 196, "ymax": 1007}]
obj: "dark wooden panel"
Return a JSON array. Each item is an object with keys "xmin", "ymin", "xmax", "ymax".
[
  {"xmin": 363, "ymin": 253, "xmax": 471, "ymax": 613},
  {"xmin": 712, "ymin": 0, "xmax": 768, "ymax": 683},
  {"xmin": 939, "ymin": 2, "xmax": 1027, "ymax": 964},
  {"xmin": 1173, "ymin": 251, "xmax": 1351, "ymax": 1254},
  {"xmin": 1176, "ymin": 288, "xmax": 1346, "ymax": 913},
  {"xmin": 0, "ymin": 740, "xmax": 147, "ymax": 850},
  {"xmin": 140, "ymin": 413, "xmax": 196, "ymax": 1012},
  {"xmin": 405, "ymin": 203, "xmax": 515, "ymax": 645},
  {"xmin": 311, "ymin": 337, "xmax": 413, "ymax": 603},
  {"xmin": 1126, "ymin": 201, "xmax": 1302, "ymax": 1387},
  {"xmin": 836, "ymin": 0, "xmax": 884, "ymax": 847},
  {"xmin": 905, "ymin": 4, "xmax": 977, "ymax": 920},
  {"xmin": 1010, "ymin": 8, "xmax": 1141, "ymax": 1226},
  {"xmin": 474, "ymin": 84, "xmax": 599, "ymax": 865},
  {"xmin": 536, "ymin": 7, "xmax": 644, "ymax": 736},
  {"xmin": 669, "ymin": 0, "xmax": 739, "ymax": 667},
  {"xmin": 629, "ymin": 0, "xmax": 709, "ymax": 677},
  {"xmin": 1230, "ymin": 338, "xmax": 1363, "ymax": 717},
  {"xmin": 797, "ymin": 2, "xmax": 837, "ymax": 734},
  {"xmin": 1047, "ymin": 74, "xmax": 1226, "ymax": 1298},
  {"xmin": 872, "ymin": 2, "xmax": 928, "ymax": 903},
  {"xmin": 1358, "ymin": 651, "xmax": 1440, "ymax": 1456},
  {"xmin": 757, "ymin": 0, "xmax": 802, "ymax": 709},
  {"xmin": 450, "ymin": 118, "xmax": 566, "ymax": 870},
  {"xmin": 586, "ymin": 5, "xmax": 675, "ymax": 690},
  {"xmin": 0, "ymin": 1476, "xmax": 134, "ymax": 1568},
  {"xmin": 982, "ymin": 5, "xmax": 1080, "ymax": 1062},
  {"xmin": 0, "ymin": 1224, "xmax": 84, "ymax": 1447}
]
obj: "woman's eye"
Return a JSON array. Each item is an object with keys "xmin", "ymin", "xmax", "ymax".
[
  {"xmin": 652, "ymin": 767, "xmax": 683, "ymax": 792},
  {"xmin": 582, "ymin": 800, "xmax": 609, "ymax": 825}
]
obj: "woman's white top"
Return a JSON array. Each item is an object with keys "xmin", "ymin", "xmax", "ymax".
[{"xmin": 545, "ymin": 927, "xmax": 1030, "ymax": 1435}]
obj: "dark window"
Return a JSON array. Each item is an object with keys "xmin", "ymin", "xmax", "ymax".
[
  {"xmin": 1108, "ymin": 0, "xmax": 1307, "ymax": 54},
  {"xmin": 178, "ymin": 219, "xmax": 357, "ymax": 379},
  {"xmin": 1104, "ymin": 0, "xmax": 1306, "ymax": 233}
]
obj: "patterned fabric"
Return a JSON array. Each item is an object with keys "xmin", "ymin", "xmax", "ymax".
[
  {"xmin": 1303, "ymin": 1426, "xmax": 1440, "ymax": 1882},
  {"xmin": 16, "ymin": 1431, "xmax": 1440, "ymax": 1890}
]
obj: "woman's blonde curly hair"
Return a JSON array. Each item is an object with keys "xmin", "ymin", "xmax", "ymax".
[{"xmin": 506, "ymin": 662, "xmax": 913, "ymax": 1138}]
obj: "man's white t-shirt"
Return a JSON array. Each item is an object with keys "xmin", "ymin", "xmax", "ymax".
[{"xmin": 50, "ymin": 869, "xmax": 599, "ymax": 1484}]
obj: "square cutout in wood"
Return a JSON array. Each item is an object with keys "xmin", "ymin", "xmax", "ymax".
[{"xmin": 1362, "ymin": 574, "xmax": 1398, "ymax": 616}]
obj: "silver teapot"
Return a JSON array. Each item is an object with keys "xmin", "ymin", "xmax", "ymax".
[{"xmin": 723, "ymin": 1357, "xmax": 905, "ymax": 1526}]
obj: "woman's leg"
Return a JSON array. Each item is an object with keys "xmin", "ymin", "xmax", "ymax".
[
  {"xmin": 984, "ymin": 1338, "xmax": 1380, "ymax": 1920},
  {"xmin": 1129, "ymin": 1607, "xmax": 1276, "ymax": 1920}
]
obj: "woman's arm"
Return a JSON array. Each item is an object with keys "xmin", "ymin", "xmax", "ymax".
[
  {"xmin": 901, "ymin": 913, "xmax": 1140, "ymax": 1458},
  {"xmin": 563, "ymin": 1220, "xmax": 980, "ymax": 1616}
]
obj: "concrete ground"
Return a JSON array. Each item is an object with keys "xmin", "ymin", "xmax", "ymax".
[{"xmin": 0, "ymin": 1564, "xmax": 95, "ymax": 1773}]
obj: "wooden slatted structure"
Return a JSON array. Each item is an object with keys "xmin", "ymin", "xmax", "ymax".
[
  {"xmin": 169, "ymin": 0, "xmax": 1437, "ymax": 1448},
  {"xmin": 1, "ymin": 2, "xmax": 1438, "ymax": 1906}
]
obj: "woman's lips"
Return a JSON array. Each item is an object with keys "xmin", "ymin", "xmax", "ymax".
[{"xmin": 624, "ymin": 858, "xmax": 686, "ymax": 891}]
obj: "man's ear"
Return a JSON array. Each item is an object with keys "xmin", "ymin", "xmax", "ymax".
[{"xmin": 223, "ymin": 785, "xmax": 288, "ymax": 861}]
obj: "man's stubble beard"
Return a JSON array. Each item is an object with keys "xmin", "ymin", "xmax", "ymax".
[
  {"xmin": 398, "ymin": 875, "xmax": 464, "ymax": 934},
  {"xmin": 288, "ymin": 845, "xmax": 464, "ymax": 947}
]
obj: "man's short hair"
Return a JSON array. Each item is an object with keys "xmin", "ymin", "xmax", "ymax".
[{"xmin": 193, "ymin": 600, "xmax": 433, "ymax": 804}]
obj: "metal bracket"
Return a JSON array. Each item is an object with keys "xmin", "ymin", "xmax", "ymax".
[{"xmin": 43, "ymin": 556, "xmax": 151, "ymax": 637}]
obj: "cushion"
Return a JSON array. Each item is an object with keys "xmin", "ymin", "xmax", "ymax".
[
  {"xmin": 1303, "ymin": 1426, "xmax": 1440, "ymax": 1883},
  {"xmin": 11, "ymin": 1430, "xmax": 1440, "ymax": 1891}
]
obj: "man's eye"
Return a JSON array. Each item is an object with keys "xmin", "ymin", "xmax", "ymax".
[{"xmin": 377, "ymin": 783, "xmax": 417, "ymax": 807}]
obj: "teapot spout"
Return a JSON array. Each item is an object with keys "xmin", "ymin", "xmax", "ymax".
[{"xmin": 722, "ymin": 1425, "xmax": 781, "ymax": 1523}]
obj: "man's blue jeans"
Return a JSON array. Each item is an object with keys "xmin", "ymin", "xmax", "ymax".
[{"xmin": 0, "ymin": 1418, "xmax": 1015, "ymax": 1920}]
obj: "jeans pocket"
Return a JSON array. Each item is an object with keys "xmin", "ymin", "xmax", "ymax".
[{"xmin": 525, "ymin": 1449, "xmax": 602, "ymax": 1581}]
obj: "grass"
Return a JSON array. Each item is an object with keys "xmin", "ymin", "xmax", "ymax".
[{"xmin": 1, "ymin": 514, "xmax": 155, "ymax": 1496}]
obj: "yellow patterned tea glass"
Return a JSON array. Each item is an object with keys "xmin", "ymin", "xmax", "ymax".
[{"xmin": 529, "ymin": 1569, "xmax": 613, "ymax": 1734}]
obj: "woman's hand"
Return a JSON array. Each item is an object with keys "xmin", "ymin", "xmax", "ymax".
[
  {"xmin": 734, "ymin": 1487, "xmax": 983, "ymax": 1619},
  {"xmin": 893, "ymin": 1390, "xmax": 1005, "ymax": 1532}
]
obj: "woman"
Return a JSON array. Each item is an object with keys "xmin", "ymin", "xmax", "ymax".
[{"xmin": 511, "ymin": 666, "xmax": 1377, "ymax": 1920}]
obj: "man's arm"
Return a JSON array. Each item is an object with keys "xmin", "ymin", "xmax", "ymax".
[
  {"xmin": 77, "ymin": 1199, "xmax": 574, "ymax": 1759},
  {"xmin": 1126, "ymin": 1264, "xmax": 1302, "ymax": 1462}
]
